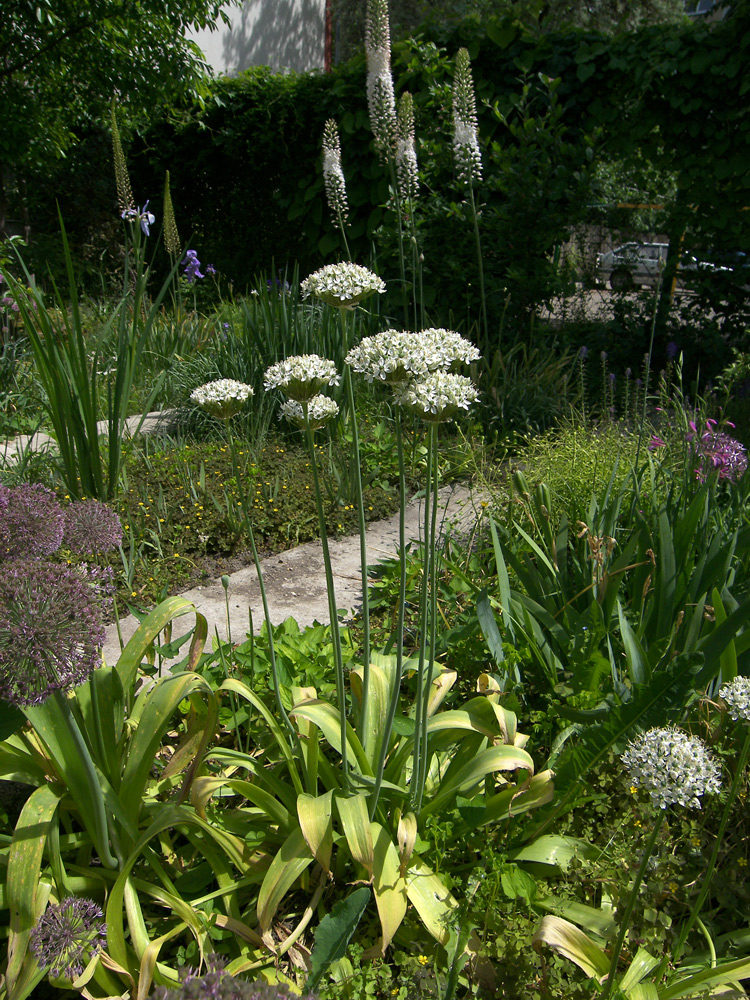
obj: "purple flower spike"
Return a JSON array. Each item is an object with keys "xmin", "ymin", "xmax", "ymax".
[
  {"xmin": 649, "ymin": 435, "xmax": 667, "ymax": 451},
  {"xmin": 0, "ymin": 560, "xmax": 105, "ymax": 707},
  {"xmin": 30, "ymin": 897, "xmax": 107, "ymax": 981},
  {"xmin": 0, "ymin": 484, "xmax": 64, "ymax": 559},
  {"xmin": 64, "ymin": 500, "xmax": 123, "ymax": 554}
]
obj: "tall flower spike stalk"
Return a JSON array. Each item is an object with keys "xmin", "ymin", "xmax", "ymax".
[
  {"xmin": 322, "ymin": 120, "xmax": 351, "ymax": 261},
  {"xmin": 111, "ymin": 101, "xmax": 135, "ymax": 219},
  {"xmin": 396, "ymin": 92, "xmax": 422, "ymax": 330},
  {"xmin": 452, "ymin": 48, "xmax": 488, "ymax": 352},
  {"xmin": 365, "ymin": 0, "xmax": 411, "ymax": 324},
  {"xmin": 163, "ymin": 171, "xmax": 181, "ymax": 259}
]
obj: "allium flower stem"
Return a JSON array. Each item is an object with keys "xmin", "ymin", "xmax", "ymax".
[
  {"xmin": 387, "ymin": 157, "xmax": 411, "ymax": 327},
  {"xmin": 370, "ymin": 407, "xmax": 408, "ymax": 818},
  {"xmin": 601, "ymin": 810, "xmax": 665, "ymax": 1000},
  {"xmin": 467, "ymin": 180, "xmax": 489, "ymax": 354},
  {"xmin": 673, "ymin": 728, "xmax": 750, "ymax": 963},
  {"xmin": 224, "ymin": 420, "xmax": 295, "ymax": 742},
  {"xmin": 339, "ymin": 309, "xmax": 371, "ymax": 743},
  {"xmin": 304, "ymin": 411, "xmax": 350, "ymax": 787},
  {"xmin": 411, "ymin": 421, "xmax": 439, "ymax": 814}
]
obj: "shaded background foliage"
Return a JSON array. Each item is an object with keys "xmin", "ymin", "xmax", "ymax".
[{"xmin": 16, "ymin": 1, "xmax": 750, "ymax": 362}]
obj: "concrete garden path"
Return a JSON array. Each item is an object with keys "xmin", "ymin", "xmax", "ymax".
[
  {"xmin": 0, "ymin": 411, "xmax": 488, "ymax": 667},
  {"xmin": 101, "ymin": 484, "xmax": 487, "ymax": 666}
]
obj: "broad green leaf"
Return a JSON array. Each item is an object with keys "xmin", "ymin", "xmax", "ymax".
[
  {"xmin": 478, "ymin": 770, "xmax": 555, "ymax": 829},
  {"xmin": 297, "ymin": 791, "xmax": 334, "ymax": 872},
  {"xmin": 618, "ymin": 599, "xmax": 649, "ymax": 685},
  {"xmin": 307, "ymin": 887, "xmax": 371, "ymax": 993},
  {"xmin": 420, "ymin": 744, "xmax": 535, "ymax": 818},
  {"xmin": 406, "ymin": 855, "xmax": 460, "ymax": 946},
  {"xmin": 0, "ymin": 698, "xmax": 25, "ymax": 741},
  {"xmin": 371, "ymin": 821, "xmax": 407, "ymax": 951},
  {"xmin": 336, "ymin": 792, "xmax": 374, "ymax": 875},
  {"xmin": 114, "ymin": 597, "xmax": 198, "ymax": 691},
  {"xmin": 290, "ymin": 698, "xmax": 372, "ymax": 776},
  {"xmin": 508, "ymin": 834, "xmax": 596, "ymax": 871},
  {"xmin": 257, "ymin": 827, "xmax": 314, "ymax": 934},
  {"xmin": 620, "ymin": 947, "xmax": 660, "ymax": 992},
  {"xmin": 476, "ymin": 589, "xmax": 505, "ymax": 668},
  {"xmin": 711, "ymin": 587, "xmax": 737, "ymax": 684},
  {"xmin": 532, "ymin": 916, "xmax": 610, "ymax": 980},
  {"xmin": 350, "ymin": 662, "xmax": 390, "ymax": 765},
  {"xmin": 6, "ymin": 785, "xmax": 61, "ymax": 997},
  {"xmin": 659, "ymin": 956, "xmax": 750, "ymax": 999}
]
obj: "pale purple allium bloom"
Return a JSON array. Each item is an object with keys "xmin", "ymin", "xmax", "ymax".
[
  {"xmin": 149, "ymin": 955, "xmax": 316, "ymax": 1000},
  {"xmin": 182, "ymin": 249, "xmax": 204, "ymax": 283},
  {"xmin": 696, "ymin": 430, "xmax": 748, "ymax": 482},
  {"xmin": 30, "ymin": 897, "xmax": 107, "ymax": 980},
  {"xmin": 0, "ymin": 484, "xmax": 64, "ymax": 559},
  {"xmin": 0, "ymin": 560, "xmax": 105, "ymax": 706},
  {"xmin": 64, "ymin": 500, "xmax": 123, "ymax": 554}
]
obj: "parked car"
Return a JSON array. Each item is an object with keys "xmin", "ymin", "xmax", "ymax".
[
  {"xmin": 597, "ymin": 242, "xmax": 668, "ymax": 291},
  {"xmin": 597, "ymin": 243, "xmax": 732, "ymax": 291}
]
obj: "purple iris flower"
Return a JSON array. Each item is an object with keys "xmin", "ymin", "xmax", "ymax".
[
  {"xmin": 182, "ymin": 249, "xmax": 204, "ymax": 284},
  {"xmin": 139, "ymin": 200, "xmax": 155, "ymax": 236}
]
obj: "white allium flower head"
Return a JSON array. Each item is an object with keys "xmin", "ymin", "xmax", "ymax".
[
  {"xmin": 365, "ymin": 0, "xmax": 396, "ymax": 158},
  {"xmin": 301, "ymin": 263, "xmax": 386, "ymax": 309},
  {"xmin": 322, "ymin": 120, "xmax": 348, "ymax": 220},
  {"xmin": 452, "ymin": 48, "xmax": 482, "ymax": 184},
  {"xmin": 719, "ymin": 676, "xmax": 750, "ymax": 723},
  {"xmin": 393, "ymin": 370, "xmax": 479, "ymax": 423},
  {"xmin": 189, "ymin": 379, "xmax": 253, "ymax": 419},
  {"xmin": 622, "ymin": 726, "xmax": 721, "ymax": 810},
  {"xmin": 264, "ymin": 354, "xmax": 340, "ymax": 402},
  {"xmin": 280, "ymin": 394, "xmax": 340, "ymax": 431},
  {"xmin": 346, "ymin": 328, "xmax": 480, "ymax": 385}
]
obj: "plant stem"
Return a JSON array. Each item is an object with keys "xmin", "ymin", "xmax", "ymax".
[
  {"xmin": 674, "ymin": 728, "xmax": 750, "ymax": 962},
  {"xmin": 370, "ymin": 406, "xmax": 408, "ymax": 819},
  {"xmin": 467, "ymin": 182, "xmax": 489, "ymax": 355},
  {"xmin": 304, "ymin": 412, "xmax": 350, "ymax": 786},
  {"xmin": 339, "ymin": 307, "xmax": 371, "ymax": 745},
  {"xmin": 601, "ymin": 809, "xmax": 665, "ymax": 1000},
  {"xmin": 225, "ymin": 418, "xmax": 295, "ymax": 741}
]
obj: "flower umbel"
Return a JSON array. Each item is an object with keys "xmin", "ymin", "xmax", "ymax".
[
  {"xmin": 30, "ymin": 897, "xmax": 107, "ymax": 980},
  {"xmin": 301, "ymin": 263, "xmax": 386, "ymax": 309},
  {"xmin": 393, "ymin": 371, "xmax": 479, "ymax": 422},
  {"xmin": 0, "ymin": 560, "xmax": 105, "ymax": 707},
  {"xmin": 322, "ymin": 119, "xmax": 348, "ymax": 221},
  {"xmin": 720, "ymin": 676, "xmax": 750, "ymax": 723},
  {"xmin": 452, "ymin": 48, "xmax": 482, "ymax": 184},
  {"xmin": 622, "ymin": 726, "xmax": 721, "ymax": 810},
  {"xmin": 264, "ymin": 355, "xmax": 340, "ymax": 402},
  {"xmin": 190, "ymin": 379, "xmax": 254, "ymax": 420},
  {"xmin": 0, "ymin": 483, "xmax": 64, "ymax": 559},
  {"xmin": 346, "ymin": 328, "xmax": 480, "ymax": 385},
  {"xmin": 279, "ymin": 394, "xmax": 340, "ymax": 431},
  {"xmin": 64, "ymin": 500, "xmax": 123, "ymax": 554},
  {"xmin": 149, "ymin": 954, "xmax": 316, "ymax": 1000}
]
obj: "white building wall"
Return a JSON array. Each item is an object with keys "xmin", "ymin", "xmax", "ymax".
[{"xmin": 188, "ymin": 0, "xmax": 327, "ymax": 76}]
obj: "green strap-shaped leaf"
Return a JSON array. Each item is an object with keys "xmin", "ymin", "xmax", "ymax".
[
  {"xmin": 405, "ymin": 855, "xmax": 460, "ymax": 947},
  {"xmin": 371, "ymin": 821, "xmax": 407, "ymax": 952},
  {"xmin": 619, "ymin": 947, "xmax": 660, "ymax": 992},
  {"xmin": 336, "ymin": 792, "xmax": 374, "ymax": 876},
  {"xmin": 6, "ymin": 784, "xmax": 63, "ymax": 997},
  {"xmin": 114, "ymin": 597, "xmax": 199, "ymax": 691},
  {"xmin": 350, "ymin": 662, "xmax": 390, "ymax": 766},
  {"xmin": 297, "ymin": 791, "xmax": 334, "ymax": 872},
  {"xmin": 291, "ymin": 698, "xmax": 372, "ymax": 776},
  {"xmin": 256, "ymin": 827, "xmax": 314, "ymax": 934},
  {"xmin": 659, "ymin": 955, "xmax": 750, "ymax": 999},
  {"xmin": 120, "ymin": 672, "xmax": 218, "ymax": 818},
  {"xmin": 532, "ymin": 915, "xmax": 610, "ymax": 980},
  {"xmin": 420, "ymin": 745, "xmax": 535, "ymax": 819}
]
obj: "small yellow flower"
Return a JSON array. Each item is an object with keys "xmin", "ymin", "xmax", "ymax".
[
  {"xmin": 629, "ymin": 785, "xmax": 638, "ymax": 794},
  {"xmin": 418, "ymin": 955, "xmax": 429, "ymax": 966},
  {"xmin": 739, "ymin": 857, "xmax": 748, "ymax": 868}
]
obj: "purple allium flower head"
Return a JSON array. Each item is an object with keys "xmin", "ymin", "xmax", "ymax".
[
  {"xmin": 149, "ymin": 955, "xmax": 317, "ymax": 1000},
  {"xmin": 30, "ymin": 897, "xmax": 107, "ymax": 980},
  {"xmin": 0, "ymin": 560, "xmax": 105, "ymax": 707},
  {"xmin": 182, "ymin": 249, "xmax": 204, "ymax": 284},
  {"xmin": 64, "ymin": 500, "xmax": 123, "ymax": 554},
  {"xmin": 0, "ymin": 484, "xmax": 64, "ymax": 559},
  {"xmin": 696, "ymin": 430, "xmax": 748, "ymax": 482},
  {"xmin": 666, "ymin": 340, "xmax": 679, "ymax": 361}
]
